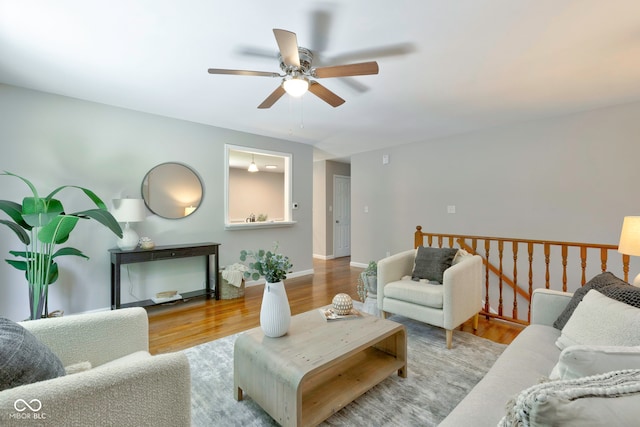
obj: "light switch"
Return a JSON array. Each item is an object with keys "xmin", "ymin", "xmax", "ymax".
[{"xmin": 364, "ymin": 206, "xmax": 369, "ymax": 213}]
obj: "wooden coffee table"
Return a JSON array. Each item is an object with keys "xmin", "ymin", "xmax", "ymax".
[{"xmin": 233, "ymin": 306, "xmax": 407, "ymax": 427}]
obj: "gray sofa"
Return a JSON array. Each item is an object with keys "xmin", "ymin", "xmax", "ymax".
[
  {"xmin": 440, "ymin": 288, "xmax": 572, "ymax": 426},
  {"xmin": 441, "ymin": 285, "xmax": 640, "ymax": 426}
]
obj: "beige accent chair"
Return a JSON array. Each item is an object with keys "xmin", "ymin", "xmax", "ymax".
[
  {"xmin": 0, "ymin": 307, "xmax": 191, "ymax": 426},
  {"xmin": 377, "ymin": 249, "xmax": 483, "ymax": 348}
]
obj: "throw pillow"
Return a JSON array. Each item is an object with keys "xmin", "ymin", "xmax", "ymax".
[
  {"xmin": 555, "ymin": 290, "xmax": 640, "ymax": 350},
  {"xmin": 499, "ymin": 369, "xmax": 640, "ymax": 427},
  {"xmin": 599, "ymin": 282, "xmax": 640, "ymax": 309},
  {"xmin": 411, "ymin": 246, "xmax": 458, "ymax": 284},
  {"xmin": 553, "ymin": 271, "xmax": 629, "ymax": 330},
  {"xmin": 549, "ymin": 345, "xmax": 640, "ymax": 380},
  {"xmin": 452, "ymin": 248, "xmax": 472, "ymax": 265},
  {"xmin": 0, "ymin": 317, "xmax": 66, "ymax": 391}
]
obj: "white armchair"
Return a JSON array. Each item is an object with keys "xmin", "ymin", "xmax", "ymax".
[
  {"xmin": 0, "ymin": 307, "xmax": 191, "ymax": 426},
  {"xmin": 377, "ymin": 249, "xmax": 483, "ymax": 348}
]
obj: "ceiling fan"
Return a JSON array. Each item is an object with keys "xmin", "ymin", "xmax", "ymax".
[{"xmin": 207, "ymin": 29, "xmax": 379, "ymax": 109}]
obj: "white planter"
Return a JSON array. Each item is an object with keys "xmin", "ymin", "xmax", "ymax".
[{"xmin": 260, "ymin": 281, "xmax": 291, "ymax": 337}]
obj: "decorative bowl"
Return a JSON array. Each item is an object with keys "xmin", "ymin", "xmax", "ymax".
[
  {"xmin": 332, "ymin": 293, "xmax": 353, "ymax": 315},
  {"xmin": 139, "ymin": 237, "xmax": 155, "ymax": 250}
]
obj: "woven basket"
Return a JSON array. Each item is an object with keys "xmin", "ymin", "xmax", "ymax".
[{"xmin": 219, "ymin": 272, "xmax": 245, "ymax": 299}]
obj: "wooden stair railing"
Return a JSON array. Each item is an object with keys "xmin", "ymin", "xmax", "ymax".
[{"xmin": 414, "ymin": 225, "xmax": 629, "ymax": 325}]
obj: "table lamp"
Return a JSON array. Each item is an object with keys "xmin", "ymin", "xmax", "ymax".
[
  {"xmin": 112, "ymin": 198, "xmax": 146, "ymax": 250},
  {"xmin": 617, "ymin": 216, "xmax": 640, "ymax": 286}
]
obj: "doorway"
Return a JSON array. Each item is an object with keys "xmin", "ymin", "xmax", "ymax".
[{"xmin": 333, "ymin": 175, "xmax": 351, "ymax": 257}]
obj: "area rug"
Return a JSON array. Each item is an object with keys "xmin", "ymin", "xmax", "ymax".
[{"xmin": 183, "ymin": 313, "xmax": 506, "ymax": 427}]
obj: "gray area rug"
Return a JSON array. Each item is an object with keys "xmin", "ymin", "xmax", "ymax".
[{"xmin": 184, "ymin": 314, "xmax": 506, "ymax": 427}]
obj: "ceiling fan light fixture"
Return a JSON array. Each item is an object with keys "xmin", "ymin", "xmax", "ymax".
[
  {"xmin": 283, "ymin": 76, "xmax": 309, "ymax": 97},
  {"xmin": 248, "ymin": 154, "xmax": 259, "ymax": 172}
]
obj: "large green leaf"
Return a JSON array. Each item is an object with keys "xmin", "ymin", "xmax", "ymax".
[
  {"xmin": 0, "ymin": 219, "xmax": 30, "ymax": 244},
  {"xmin": 52, "ymin": 247, "xmax": 88, "ymax": 260},
  {"xmin": 22, "ymin": 197, "xmax": 63, "ymax": 228},
  {"xmin": 7, "ymin": 257, "xmax": 59, "ymax": 285},
  {"xmin": 6, "ymin": 259, "xmax": 28, "ymax": 271},
  {"xmin": 77, "ymin": 208, "xmax": 123, "ymax": 238},
  {"xmin": 2, "ymin": 172, "xmax": 39, "ymax": 199},
  {"xmin": 47, "ymin": 185, "xmax": 108, "ymax": 210},
  {"xmin": 0, "ymin": 200, "xmax": 31, "ymax": 229},
  {"xmin": 38, "ymin": 215, "xmax": 78, "ymax": 244}
]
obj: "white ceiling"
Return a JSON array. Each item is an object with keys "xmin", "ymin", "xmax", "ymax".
[{"xmin": 2, "ymin": 1, "xmax": 640, "ymax": 161}]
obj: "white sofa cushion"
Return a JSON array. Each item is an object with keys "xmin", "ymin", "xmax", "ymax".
[
  {"xmin": 550, "ymin": 345, "xmax": 640, "ymax": 380},
  {"xmin": 556, "ymin": 290, "xmax": 640, "ymax": 350},
  {"xmin": 383, "ymin": 279, "xmax": 443, "ymax": 308}
]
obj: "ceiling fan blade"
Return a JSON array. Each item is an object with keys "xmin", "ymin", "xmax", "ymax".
[
  {"xmin": 235, "ymin": 46, "xmax": 278, "ymax": 60},
  {"xmin": 328, "ymin": 43, "xmax": 416, "ymax": 64},
  {"xmin": 273, "ymin": 29, "xmax": 300, "ymax": 68},
  {"xmin": 313, "ymin": 61, "xmax": 379, "ymax": 78},
  {"xmin": 258, "ymin": 85, "xmax": 286, "ymax": 109},
  {"xmin": 308, "ymin": 82, "xmax": 345, "ymax": 108},
  {"xmin": 309, "ymin": 8, "xmax": 333, "ymax": 53},
  {"xmin": 208, "ymin": 68, "xmax": 280, "ymax": 78}
]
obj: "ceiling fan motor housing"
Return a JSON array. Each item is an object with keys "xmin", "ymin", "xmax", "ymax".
[{"xmin": 279, "ymin": 47, "xmax": 313, "ymax": 75}]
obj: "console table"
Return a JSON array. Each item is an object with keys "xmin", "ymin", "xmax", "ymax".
[{"xmin": 109, "ymin": 242, "xmax": 220, "ymax": 309}]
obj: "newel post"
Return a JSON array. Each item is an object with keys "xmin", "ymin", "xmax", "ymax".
[{"xmin": 415, "ymin": 225, "xmax": 423, "ymax": 249}]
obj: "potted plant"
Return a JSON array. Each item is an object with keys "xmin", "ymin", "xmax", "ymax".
[
  {"xmin": 239, "ymin": 243, "xmax": 293, "ymax": 337},
  {"xmin": 0, "ymin": 171, "xmax": 123, "ymax": 320},
  {"xmin": 361, "ymin": 261, "xmax": 378, "ymax": 299}
]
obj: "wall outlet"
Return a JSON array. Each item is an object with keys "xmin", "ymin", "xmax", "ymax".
[{"xmin": 447, "ymin": 205, "xmax": 456, "ymax": 214}]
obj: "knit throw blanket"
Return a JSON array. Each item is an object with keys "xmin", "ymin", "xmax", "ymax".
[
  {"xmin": 499, "ymin": 369, "xmax": 640, "ymax": 426},
  {"xmin": 221, "ymin": 263, "xmax": 248, "ymax": 287}
]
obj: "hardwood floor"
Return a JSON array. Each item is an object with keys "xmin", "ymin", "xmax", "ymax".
[{"xmin": 147, "ymin": 257, "xmax": 524, "ymax": 354}]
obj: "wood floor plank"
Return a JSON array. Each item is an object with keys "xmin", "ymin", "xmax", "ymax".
[{"xmin": 147, "ymin": 257, "xmax": 523, "ymax": 354}]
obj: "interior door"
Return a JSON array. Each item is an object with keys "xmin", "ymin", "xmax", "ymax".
[{"xmin": 333, "ymin": 175, "xmax": 351, "ymax": 258}]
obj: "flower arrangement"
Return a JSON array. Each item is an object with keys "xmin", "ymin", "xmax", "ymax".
[{"xmin": 239, "ymin": 243, "xmax": 293, "ymax": 283}]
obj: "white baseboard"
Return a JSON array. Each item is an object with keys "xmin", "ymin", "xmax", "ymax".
[
  {"xmin": 313, "ymin": 253, "xmax": 334, "ymax": 260},
  {"xmin": 350, "ymin": 261, "xmax": 368, "ymax": 269},
  {"xmin": 244, "ymin": 269, "xmax": 315, "ymax": 287}
]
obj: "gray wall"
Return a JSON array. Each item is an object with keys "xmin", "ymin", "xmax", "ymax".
[
  {"xmin": 351, "ymin": 101, "xmax": 640, "ymax": 267},
  {"xmin": 0, "ymin": 84, "xmax": 313, "ymax": 321}
]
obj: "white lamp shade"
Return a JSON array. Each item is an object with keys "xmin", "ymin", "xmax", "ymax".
[
  {"xmin": 618, "ymin": 216, "xmax": 640, "ymax": 256},
  {"xmin": 112, "ymin": 199, "xmax": 146, "ymax": 223},
  {"xmin": 283, "ymin": 77, "xmax": 309, "ymax": 97}
]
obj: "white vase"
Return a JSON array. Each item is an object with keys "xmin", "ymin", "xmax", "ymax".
[{"xmin": 260, "ymin": 281, "xmax": 291, "ymax": 337}]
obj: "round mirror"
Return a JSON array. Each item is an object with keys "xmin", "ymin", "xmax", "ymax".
[{"xmin": 141, "ymin": 162, "xmax": 203, "ymax": 219}]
